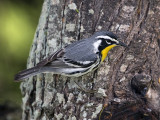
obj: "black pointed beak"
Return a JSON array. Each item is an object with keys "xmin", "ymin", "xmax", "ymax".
[{"xmin": 118, "ymin": 41, "xmax": 128, "ymax": 48}]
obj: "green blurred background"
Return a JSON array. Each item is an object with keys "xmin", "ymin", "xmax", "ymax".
[{"xmin": 0, "ymin": 0, "xmax": 43, "ymax": 119}]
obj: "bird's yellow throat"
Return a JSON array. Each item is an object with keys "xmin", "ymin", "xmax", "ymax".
[{"xmin": 101, "ymin": 45, "xmax": 116, "ymax": 62}]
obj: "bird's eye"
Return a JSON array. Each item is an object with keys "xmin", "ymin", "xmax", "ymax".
[
  {"xmin": 106, "ymin": 39, "xmax": 111, "ymax": 44},
  {"xmin": 107, "ymin": 39, "xmax": 111, "ymax": 43}
]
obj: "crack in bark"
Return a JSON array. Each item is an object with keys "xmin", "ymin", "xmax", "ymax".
[
  {"xmin": 108, "ymin": 0, "xmax": 125, "ymax": 30},
  {"xmin": 44, "ymin": 16, "xmax": 49, "ymax": 57},
  {"xmin": 26, "ymin": 79, "xmax": 36, "ymax": 118},
  {"xmin": 39, "ymin": 75, "xmax": 45, "ymax": 118},
  {"xmin": 61, "ymin": 0, "xmax": 66, "ymax": 48},
  {"xmin": 92, "ymin": 0, "xmax": 104, "ymax": 33},
  {"xmin": 127, "ymin": 0, "xmax": 150, "ymax": 48},
  {"xmin": 77, "ymin": 2, "xmax": 83, "ymax": 40}
]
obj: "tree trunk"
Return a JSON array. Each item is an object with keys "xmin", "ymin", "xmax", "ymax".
[{"xmin": 20, "ymin": 0, "xmax": 160, "ymax": 119}]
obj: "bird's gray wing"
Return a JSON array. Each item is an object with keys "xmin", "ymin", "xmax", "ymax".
[
  {"xmin": 46, "ymin": 52, "xmax": 97, "ymax": 68},
  {"xmin": 36, "ymin": 38, "xmax": 98, "ymax": 68},
  {"xmin": 64, "ymin": 39, "xmax": 98, "ymax": 65}
]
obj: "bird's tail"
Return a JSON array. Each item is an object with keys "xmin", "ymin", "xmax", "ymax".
[{"xmin": 14, "ymin": 67, "xmax": 41, "ymax": 82}]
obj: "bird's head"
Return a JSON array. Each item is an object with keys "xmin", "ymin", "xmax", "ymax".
[{"xmin": 93, "ymin": 31, "xmax": 128, "ymax": 61}]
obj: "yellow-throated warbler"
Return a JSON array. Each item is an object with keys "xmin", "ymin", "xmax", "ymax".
[{"xmin": 15, "ymin": 31, "xmax": 127, "ymax": 81}]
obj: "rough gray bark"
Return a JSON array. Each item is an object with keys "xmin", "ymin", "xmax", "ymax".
[{"xmin": 20, "ymin": 0, "xmax": 160, "ymax": 119}]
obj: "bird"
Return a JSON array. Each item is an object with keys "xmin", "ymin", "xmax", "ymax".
[{"xmin": 15, "ymin": 31, "xmax": 128, "ymax": 81}]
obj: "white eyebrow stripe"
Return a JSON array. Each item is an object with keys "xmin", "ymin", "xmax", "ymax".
[{"xmin": 96, "ymin": 35, "xmax": 119, "ymax": 43}]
